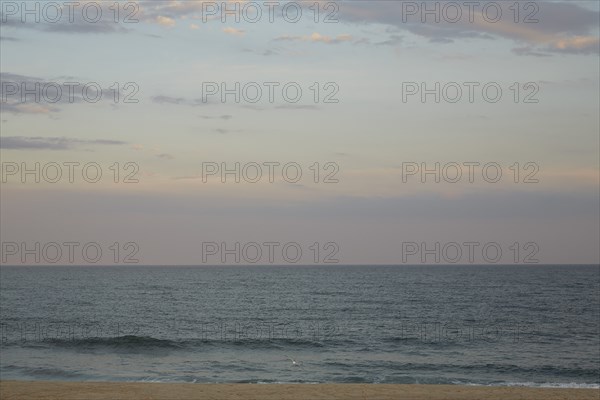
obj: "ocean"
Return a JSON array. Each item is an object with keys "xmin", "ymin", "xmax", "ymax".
[{"xmin": 0, "ymin": 265, "xmax": 598, "ymax": 388}]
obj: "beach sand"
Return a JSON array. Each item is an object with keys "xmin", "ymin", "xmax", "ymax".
[{"xmin": 1, "ymin": 381, "xmax": 598, "ymax": 400}]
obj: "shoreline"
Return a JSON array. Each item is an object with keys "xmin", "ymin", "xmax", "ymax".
[{"xmin": 1, "ymin": 381, "xmax": 598, "ymax": 400}]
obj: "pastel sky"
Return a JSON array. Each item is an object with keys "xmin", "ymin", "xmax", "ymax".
[{"xmin": 1, "ymin": 1, "xmax": 598, "ymax": 265}]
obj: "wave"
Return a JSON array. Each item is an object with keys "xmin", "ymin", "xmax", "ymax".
[
  {"xmin": 456, "ymin": 381, "xmax": 600, "ymax": 389},
  {"xmin": 7, "ymin": 335, "xmax": 340, "ymax": 352},
  {"xmin": 321, "ymin": 360, "xmax": 600, "ymax": 380},
  {"xmin": 501, "ymin": 382, "xmax": 600, "ymax": 389},
  {"xmin": 41, "ymin": 335, "xmax": 182, "ymax": 349},
  {"xmin": 118, "ymin": 377, "xmax": 600, "ymax": 387},
  {"xmin": 2, "ymin": 365, "xmax": 87, "ymax": 379}
]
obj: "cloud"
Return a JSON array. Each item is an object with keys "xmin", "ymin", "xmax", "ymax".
[
  {"xmin": 469, "ymin": 9, "xmax": 600, "ymax": 55},
  {"xmin": 241, "ymin": 105, "xmax": 265, "ymax": 111},
  {"xmin": 154, "ymin": 16, "xmax": 176, "ymax": 27},
  {"xmin": 151, "ymin": 95, "xmax": 187, "ymax": 105},
  {"xmin": 209, "ymin": 128, "xmax": 243, "ymax": 134},
  {"xmin": 336, "ymin": 1, "xmax": 599, "ymax": 55},
  {"xmin": 0, "ymin": 36, "xmax": 20, "ymax": 42},
  {"xmin": 172, "ymin": 175, "xmax": 199, "ymax": 181},
  {"xmin": 550, "ymin": 36, "xmax": 599, "ymax": 54},
  {"xmin": 136, "ymin": 0, "xmax": 241, "ymax": 23},
  {"xmin": 223, "ymin": 27, "xmax": 245, "ymax": 36},
  {"xmin": 0, "ymin": 136, "xmax": 127, "ymax": 150},
  {"xmin": 70, "ymin": 0, "xmax": 595, "ymax": 56},
  {"xmin": 199, "ymin": 115, "xmax": 233, "ymax": 120},
  {"xmin": 0, "ymin": 73, "xmax": 124, "ymax": 114},
  {"xmin": 137, "ymin": 0, "xmax": 207, "ymax": 20},
  {"xmin": 429, "ymin": 37, "xmax": 454, "ymax": 44},
  {"xmin": 1, "ymin": 72, "xmax": 44, "ymax": 84},
  {"xmin": 275, "ymin": 32, "xmax": 353, "ymax": 44},
  {"xmin": 242, "ymin": 47, "xmax": 280, "ymax": 56},
  {"xmin": 1, "ymin": 3, "xmax": 132, "ymax": 35},
  {"xmin": 375, "ymin": 34, "xmax": 403, "ymax": 46},
  {"xmin": 512, "ymin": 47, "xmax": 551, "ymax": 58},
  {"xmin": 156, "ymin": 153, "xmax": 175, "ymax": 160},
  {"xmin": 275, "ymin": 105, "xmax": 320, "ymax": 110},
  {"xmin": 151, "ymin": 95, "xmax": 211, "ymax": 106},
  {"xmin": 41, "ymin": 22, "xmax": 130, "ymax": 34},
  {"xmin": 0, "ymin": 102, "xmax": 60, "ymax": 114}
]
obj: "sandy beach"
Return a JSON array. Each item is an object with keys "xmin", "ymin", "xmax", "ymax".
[{"xmin": 1, "ymin": 381, "xmax": 598, "ymax": 400}]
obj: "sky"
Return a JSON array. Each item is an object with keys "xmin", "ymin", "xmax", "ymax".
[{"xmin": 0, "ymin": 0, "xmax": 599, "ymax": 265}]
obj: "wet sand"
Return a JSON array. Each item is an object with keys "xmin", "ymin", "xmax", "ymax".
[{"xmin": 1, "ymin": 381, "xmax": 598, "ymax": 400}]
